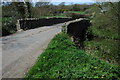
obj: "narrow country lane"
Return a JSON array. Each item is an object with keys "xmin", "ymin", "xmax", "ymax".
[{"xmin": 1, "ymin": 23, "xmax": 63, "ymax": 78}]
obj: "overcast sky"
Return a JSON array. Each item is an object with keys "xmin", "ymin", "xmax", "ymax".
[
  {"xmin": 32, "ymin": 0, "xmax": 120, "ymax": 5},
  {"xmin": 51, "ymin": 0, "xmax": 95, "ymax": 5},
  {"xmin": 1, "ymin": 0, "xmax": 119, "ymax": 5},
  {"xmin": 32, "ymin": 0, "xmax": 95, "ymax": 5}
]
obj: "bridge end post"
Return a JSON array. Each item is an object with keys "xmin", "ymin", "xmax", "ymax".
[{"xmin": 16, "ymin": 19, "xmax": 23, "ymax": 32}]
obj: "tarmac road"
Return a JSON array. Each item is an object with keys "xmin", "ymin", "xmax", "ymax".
[{"xmin": 1, "ymin": 23, "xmax": 63, "ymax": 78}]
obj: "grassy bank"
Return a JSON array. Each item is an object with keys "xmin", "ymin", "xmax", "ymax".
[
  {"xmin": 25, "ymin": 33, "xmax": 120, "ymax": 79},
  {"xmin": 84, "ymin": 4, "xmax": 120, "ymax": 65},
  {"xmin": 84, "ymin": 38, "xmax": 120, "ymax": 64}
]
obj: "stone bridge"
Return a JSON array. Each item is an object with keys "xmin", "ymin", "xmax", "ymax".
[
  {"xmin": 16, "ymin": 17, "xmax": 91, "ymax": 47},
  {"xmin": 62, "ymin": 18, "xmax": 91, "ymax": 48},
  {"xmin": 16, "ymin": 17, "xmax": 74, "ymax": 31}
]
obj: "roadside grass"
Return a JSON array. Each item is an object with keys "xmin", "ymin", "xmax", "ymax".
[
  {"xmin": 84, "ymin": 13, "xmax": 120, "ymax": 65},
  {"xmin": 25, "ymin": 33, "xmax": 120, "ymax": 79},
  {"xmin": 84, "ymin": 39, "xmax": 120, "ymax": 64},
  {"xmin": 91, "ymin": 27, "xmax": 119, "ymax": 39}
]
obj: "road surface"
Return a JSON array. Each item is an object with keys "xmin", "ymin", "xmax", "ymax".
[{"xmin": 1, "ymin": 23, "xmax": 63, "ymax": 78}]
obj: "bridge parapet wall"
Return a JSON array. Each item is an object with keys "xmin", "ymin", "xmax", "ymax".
[
  {"xmin": 62, "ymin": 18, "xmax": 90, "ymax": 41},
  {"xmin": 16, "ymin": 17, "xmax": 73, "ymax": 31}
]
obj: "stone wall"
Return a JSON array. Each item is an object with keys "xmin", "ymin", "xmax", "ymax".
[
  {"xmin": 16, "ymin": 17, "xmax": 73, "ymax": 31},
  {"xmin": 62, "ymin": 18, "xmax": 90, "ymax": 41}
]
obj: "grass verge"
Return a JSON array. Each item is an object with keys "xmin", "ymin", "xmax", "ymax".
[
  {"xmin": 84, "ymin": 38, "xmax": 120, "ymax": 65},
  {"xmin": 25, "ymin": 33, "xmax": 120, "ymax": 79}
]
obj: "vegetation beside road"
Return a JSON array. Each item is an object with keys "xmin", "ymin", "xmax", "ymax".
[
  {"xmin": 84, "ymin": 2, "xmax": 120, "ymax": 65},
  {"xmin": 2, "ymin": 2, "xmax": 119, "ymax": 79},
  {"xmin": 25, "ymin": 33, "xmax": 120, "ymax": 79}
]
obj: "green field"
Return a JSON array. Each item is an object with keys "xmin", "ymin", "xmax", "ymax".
[
  {"xmin": 40, "ymin": 11, "xmax": 85, "ymax": 18},
  {"xmin": 40, "ymin": 15, "xmax": 66, "ymax": 18},
  {"xmin": 71, "ymin": 11, "xmax": 85, "ymax": 14},
  {"xmin": 25, "ymin": 33, "xmax": 120, "ymax": 79}
]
